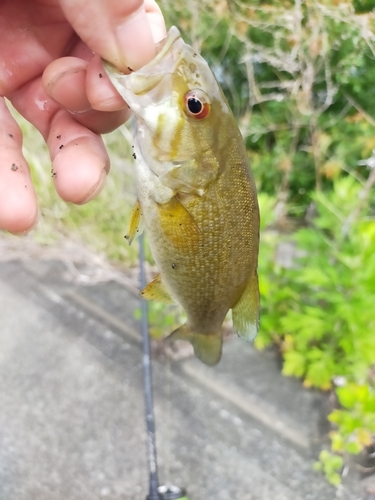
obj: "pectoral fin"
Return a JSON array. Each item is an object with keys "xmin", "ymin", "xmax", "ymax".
[
  {"xmin": 167, "ymin": 324, "xmax": 222, "ymax": 366},
  {"xmin": 125, "ymin": 199, "xmax": 143, "ymax": 245},
  {"xmin": 141, "ymin": 274, "xmax": 175, "ymax": 304},
  {"xmin": 160, "ymin": 154, "xmax": 219, "ymax": 195},
  {"xmin": 232, "ymin": 271, "xmax": 260, "ymax": 341},
  {"xmin": 160, "ymin": 160, "xmax": 206, "ymax": 196},
  {"xmin": 156, "ymin": 196, "xmax": 201, "ymax": 252}
]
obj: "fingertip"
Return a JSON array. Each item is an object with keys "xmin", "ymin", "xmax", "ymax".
[
  {"xmin": 86, "ymin": 55, "xmax": 128, "ymax": 112},
  {"xmin": 11, "ymin": 211, "xmax": 39, "ymax": 235},
  {"xmin": 43, "ymin": 57, "xmax": 91, "ymax": 114},
  {"xmin": 145, "ymin": 1, "xmax": 167, "ymax": 44},
  {"xmin": 52, "ymin": 135, "xmax": 109, "ymax": 204},
  {"xmin": 59, "ymin": 0, "xmax": 166, "ymax": 72},
  {"xmin": 75, "ymin": 166, "xmax": 107, "ymax": 204},
  {"xmin": 115, "ymin": 7, "xmax": 156, "ymax": 70},
  {"xmin": 114, "ymin": 2, "xmax": 167, "ymax": 69},
  {"xmin": 0, "ymin": 185, "xmax": 39, "ymax": 234}
]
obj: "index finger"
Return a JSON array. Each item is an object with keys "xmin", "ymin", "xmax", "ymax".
[{"xmin": 59, "ymin": 0, "xmax": 166, "ymax": 71}]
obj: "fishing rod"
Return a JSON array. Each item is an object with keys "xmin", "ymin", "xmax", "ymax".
[{"xmin": 138, "ymin": 233, "xmax": 189, "ymax": 500}]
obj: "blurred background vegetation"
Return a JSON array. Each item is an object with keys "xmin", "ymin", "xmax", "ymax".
[{"xmin": 8, "ymin": 0, "xmax": 375, "ymax": 487}]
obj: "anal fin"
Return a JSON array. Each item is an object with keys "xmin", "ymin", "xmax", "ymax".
[
  {"xmin": 141, "ymin": 273, "xmax": 175, "ymax": 304},
  {"xmin": 167, "ymin": 324, "xmax": 222, "ymax": 366},
  {"xmin": 125, "ymin": 199, "xmax": 143, "ymax": 245},
  {"xmin": 232, "ymin": 271, "xmax": 260, "ymax": 342}
]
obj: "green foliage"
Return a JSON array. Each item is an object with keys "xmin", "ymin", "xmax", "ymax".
[
  {"xmin": 353, "ymin": 0, "xmax": 375, "ymax": 14},
  {"xmin": 162, "ymin": 0, "xmax": 375, "ymax": 211},
  {"xmin": 257, "ymin": 176, "xmax": 375, "ymax": 389},
  {"xmin": 134, "ymin": 301, "xmax": 186, "ymax": 340},
  {"xmin": 160, "ymin": 1, "xmax": 375, "ymax": 482},
  {"xmin": 329, "ymin": 383, "xmax": 375, "ymax": 455},
  {"xmin": 257, "ymin": 174, "xmax": 375, "ymax": 483},
  {"xmin": 313, "ymin": 450, "xmax": 344, "ymax": 487}
]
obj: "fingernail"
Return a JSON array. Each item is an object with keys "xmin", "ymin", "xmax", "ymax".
[
  {"xmin": 67, "ymin": 107, "xmax": 93, "ymax": 116},
  {"xmin": 24, "ymin": 211, "xmax": 40, "ymax": 234},
  {"xmin": 87, "ymin": 57, "xmax": 128, "ymax": 112},
  {"xmin": 147, "ymin": 13, "xmax": 167, "ymax": 44},
  {"xmin": 77, "ymin": 167, "xmax": 107, "ymax": 204},
  {"xmin": 13, "ymin": 210, "xmax": 40, "ymax": 235},
  {"xmin": 115, "ymin": 8, "xmax": 156, "ymax": 70},
  {"xmin": 48, "ymin": 68, "xmax": 92, "ymax": 113}
]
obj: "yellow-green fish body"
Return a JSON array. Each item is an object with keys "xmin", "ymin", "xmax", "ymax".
[{"xmin": 105, "ymin": 27, "xmax": 260, "ymax": 366}]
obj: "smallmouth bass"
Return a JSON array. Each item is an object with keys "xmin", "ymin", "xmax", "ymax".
[{"xmin": 104, "ymin": 27, "xmax": 260, "ymax": 366}]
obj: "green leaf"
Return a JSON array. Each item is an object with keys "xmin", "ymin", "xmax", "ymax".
[
  {"xmin": 282, "ymin": 351, "xmax": 306, "ymax": 378},
  {"xmin": 336, "ymin": 386, "xmax": 357, "ymax": 410}
]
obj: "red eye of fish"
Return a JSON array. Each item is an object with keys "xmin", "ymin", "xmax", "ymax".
[{"xmin": 184, "ymin": 90, "xmax": 211, "ymax": 120}]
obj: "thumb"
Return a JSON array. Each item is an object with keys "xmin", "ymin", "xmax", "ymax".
[{"xmin": 59, "ymin": 0, "xmax": 166, "ymax": 71}]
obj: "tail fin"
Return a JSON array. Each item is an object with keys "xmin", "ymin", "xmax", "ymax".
[{"xmin": 167, "ymin": 324, "xmax": 222, "ymax": 366}]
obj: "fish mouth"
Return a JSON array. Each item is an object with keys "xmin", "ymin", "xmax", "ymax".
[
  {"xmin": 103, "ymin": 26, "xmax": 183, "ymax": 100},
  {"xmin": 144, "ymin": 25, "xmax": 182, "ymax": 76}
]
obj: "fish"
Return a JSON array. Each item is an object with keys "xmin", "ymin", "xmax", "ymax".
[{"xmin": 104, "ymin": 26, "xmax": 260, "ymax": 366}]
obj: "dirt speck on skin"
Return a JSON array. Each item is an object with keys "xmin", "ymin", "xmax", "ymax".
[
  {"xmin": 56, "ymin": 135, "xmax": 61, "ymax": 139},
  {"xmin": 11, "ymin": 163, "xmax": 18, "ymax": 171},
  {"xmin": 8, "ymin": 133, "xmax": 13, "ymax": 138}
]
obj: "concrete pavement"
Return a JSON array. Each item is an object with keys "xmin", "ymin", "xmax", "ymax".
[{"xmin": 0, "ymin": 239, "xmax": 371, "ymax": 500}]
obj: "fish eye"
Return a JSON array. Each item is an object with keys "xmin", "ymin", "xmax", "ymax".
[
  {"xmin": 187, "ymin": 97, "xmax": 202, "ymax": 114},
  {"xmin": 183, "ymin": 90, "xmax": 211, "ymax": 120}
]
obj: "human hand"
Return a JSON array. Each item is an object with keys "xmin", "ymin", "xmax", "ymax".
[{"xmin": 0, "ymin": 0, "xmax": 166, "ymax": 233}]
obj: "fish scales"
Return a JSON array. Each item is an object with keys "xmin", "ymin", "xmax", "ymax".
[{"xmin": 104, "ymin": 26, "xmax": 260, "ymax": 366}]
